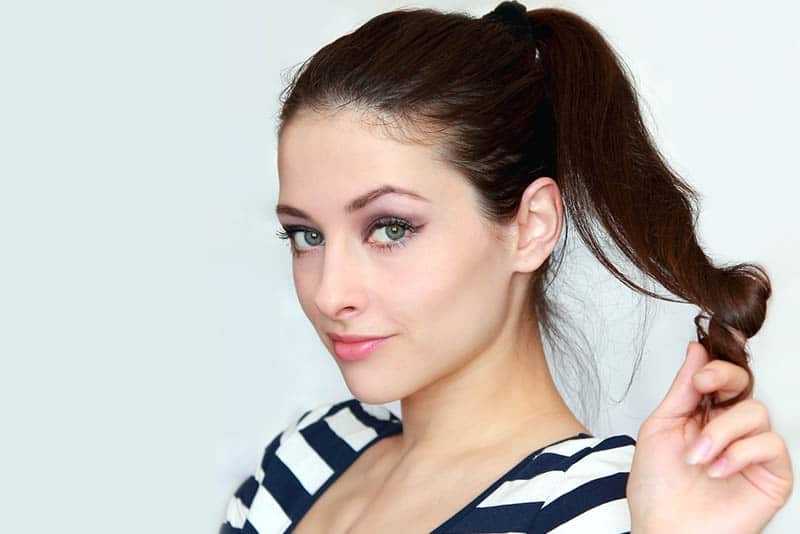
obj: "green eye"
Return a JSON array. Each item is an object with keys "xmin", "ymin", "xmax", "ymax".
[
  {"xmin": 276, "ymin": 216, "xmax": 421, "ymax": 257},
  {"xmin": 275, "ymin": 227, "xmax": 324, "ymax": 254},
  {"xmin": 376, "ymin": 223, "xmax": 406, "ymax": 241},
  {"xmin": 300, "ymin": 230, "xmax": 324, "ymax": 247}
]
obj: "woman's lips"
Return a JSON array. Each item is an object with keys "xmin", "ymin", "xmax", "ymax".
[{"xmin": 331, "ymin": 336, "xmax": 392, "ymax": 361}]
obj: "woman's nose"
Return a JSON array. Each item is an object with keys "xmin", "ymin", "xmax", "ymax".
[{"xmin": 312, "ymin": 237, "xmax": 366, "ymax": 320}]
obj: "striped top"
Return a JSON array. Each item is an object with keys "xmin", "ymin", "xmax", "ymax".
[{"xmin": 220, "ymin": 398, "xmax": 637, "ymax": 533}]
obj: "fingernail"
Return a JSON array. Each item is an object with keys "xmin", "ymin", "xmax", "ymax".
[
  {"xmin": 686, "ymin": 435, "xmax": 712, "ymax": 465},
  {"xmin": 707, "ymin": 457, "xmax": 728, "ymax": 478}
]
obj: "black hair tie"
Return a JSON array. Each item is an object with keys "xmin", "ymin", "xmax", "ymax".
[
  {"xmin": 482, "ymin": 1, "xmax": 557, "ymax": 180},
  {"xmin": 481, "ymin": 1, "xmax": 533, "ymax": 42}
]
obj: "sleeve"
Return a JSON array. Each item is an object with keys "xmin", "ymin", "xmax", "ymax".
[
  {"xmin": 528, "ymin": 435, "xmax": 636, "ymax": 534},
  {"xmin": 218, "ymin": 407, "xmax": 315, "ymax": 534}
]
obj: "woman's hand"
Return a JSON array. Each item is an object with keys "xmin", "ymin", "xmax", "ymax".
[{"xmin": 627, "ymin": 341, "xmax": 793, "ymax": 533}]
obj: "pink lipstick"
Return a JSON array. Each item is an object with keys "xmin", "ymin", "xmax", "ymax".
[{"xmin": 327, "ymin": 333, "xmax": 392, "ymax": 361}]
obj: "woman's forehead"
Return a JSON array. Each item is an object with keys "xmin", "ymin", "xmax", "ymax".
[
  {"xmin": 277, "ymin": 110, "xmax": 463, "ymax": 207},
  {"xmin": 279, "ymin": 108, "xmax": 430, "ymax": 167}
]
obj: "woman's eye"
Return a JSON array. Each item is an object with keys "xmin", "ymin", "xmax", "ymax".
[
  {"xmin": 275, "ymin": 227, "xmax": 324, "ymax": 254},
  {"xmin": 293, "ymin": 230, "xmax": 324, "ymax": 251},
  {"xmin": 275, "ymin": 217, "xmax": 420, "ymax": 256},
  {"xmin": 370, "ymin": 222, "xmax": 408, "ymax": 243}
]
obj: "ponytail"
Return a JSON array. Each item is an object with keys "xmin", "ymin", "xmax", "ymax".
[{"xmin": 528, "ymin": 8, "xmax": 770, "ymax": 422}]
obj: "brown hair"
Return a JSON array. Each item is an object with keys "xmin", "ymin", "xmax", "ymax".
[{"xmin": 275, "ymin": 4, "xmax": 770, "ymax": 425}]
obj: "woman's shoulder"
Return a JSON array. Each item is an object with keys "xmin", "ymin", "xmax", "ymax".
[
  {"xmin": 268, "ymin": 397, "xmax": 402, "ymax": 456},
  {"xmin": 253, "ymin": 396, "xmax": 400, "ymax": 458},
  {"xmin": 539, "ymin": 432, "xmax": 637, "ymax": 498},
  {"xmin": 220, "ymin": 397, "xmax": 400, "ymax": 533},
  {"xmin": 541, "ymin": 432, "xmax": 637, "ymax": 472},
  {"xmin": 519, "ymin": 433, "xmax": 638, "ymax": 533},
  {"xmin": 471, "ymin": 433, "xmax": 636, "ymax": 533}
]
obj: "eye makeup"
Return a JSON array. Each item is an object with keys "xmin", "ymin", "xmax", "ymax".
[{"xmin": 275, "ymin": 214, "xmax": 424, "ymax": 257}]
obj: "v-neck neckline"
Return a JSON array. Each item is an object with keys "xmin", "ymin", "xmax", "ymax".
[
  {"xmin": 289, "ymin": 402, "xmax": 593, "ymax": 534},
  {"xmin": 427, "ymin": 427, "xmax": 594, "ymax": 533}
]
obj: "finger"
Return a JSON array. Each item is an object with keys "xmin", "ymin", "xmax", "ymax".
[
  {"xmin": 650, "ymin": 341, "xmax": 709, "ymax": 420},
  {"xmin": 704, "ymin": 431, "xmax": 794, "ymax": 505},
  {"xmin": 685, "ymin": 398, "xmax": 771, "ymax": 465},
  {"xmin": 692, "ymin": 359, "xmax": 752, "ymax": 403}
]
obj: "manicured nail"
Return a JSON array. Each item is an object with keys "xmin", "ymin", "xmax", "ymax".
[
  {"xmin": 686, "ymin": 435, "xmax": 712, "ymax": 465},
  {"xmin": 707, "ymin": 457, "xmax": 728, "ymax": 478}
]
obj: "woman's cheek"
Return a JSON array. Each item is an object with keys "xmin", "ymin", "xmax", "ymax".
[{"xmin": 292, "ymin": 265, "xmax": 323, "ymax": 321}]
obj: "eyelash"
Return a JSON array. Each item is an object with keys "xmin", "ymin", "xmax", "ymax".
[{"xmin": 275, "ymin": 216, "xmax": 421, "ymax": 257}]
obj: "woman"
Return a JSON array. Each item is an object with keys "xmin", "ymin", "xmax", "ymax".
[{"xmin": 221, "ymin": 2, "xmax": 793, "ymax": 532}]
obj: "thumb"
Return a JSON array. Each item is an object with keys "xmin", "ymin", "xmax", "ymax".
[{"xmin": 650, "ymin": 341, "xmax": 710, "ymax": 421}]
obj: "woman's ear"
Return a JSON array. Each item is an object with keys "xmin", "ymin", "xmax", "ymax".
[{"xmin": 510, "ymin": 177, "xmax": 563, "ymax": 273}]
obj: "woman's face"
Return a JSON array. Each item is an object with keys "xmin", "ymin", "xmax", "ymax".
[{"xmin": 276, "ymin": 108, "xmax": 519, "ymax": 404}]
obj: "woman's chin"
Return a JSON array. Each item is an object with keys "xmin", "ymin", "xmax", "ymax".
[
  {"xmin": 339, "ymin": 371, "xmax": 405, "ymax": 406},
  {"xmin": 343, "ymin": 382, "xmax": 399, "ymax": 406}
]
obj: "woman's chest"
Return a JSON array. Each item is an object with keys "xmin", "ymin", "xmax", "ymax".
[
  {"xmin": 289, "ymin": 469, "xmax": 484, "ymax": 534},
  {"xmin": 289, "ymin": 439, "xmax": 529, "ymax": 534},
  {"xmin": 290, "ymin": 485, "xmax": 452, "ymax": 534}
]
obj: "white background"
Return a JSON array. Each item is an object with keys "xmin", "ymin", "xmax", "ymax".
[{"xmin": 1, "ymin": 1, "xmax": 797, "ymax": 533}]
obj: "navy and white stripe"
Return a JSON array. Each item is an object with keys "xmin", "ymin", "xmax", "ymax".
[{"xmin": 220, "ymin": 398, "xmax": 636, "ymax": 533}]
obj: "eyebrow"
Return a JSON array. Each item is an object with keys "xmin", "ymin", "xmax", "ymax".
[{"xmin": 275, "ymin": 185, "xmax": 430, "ymax": 219}]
